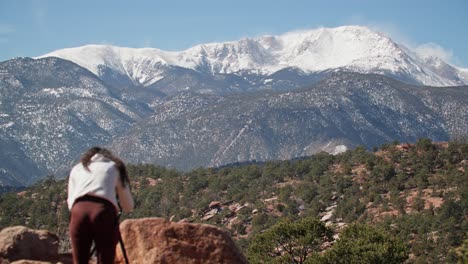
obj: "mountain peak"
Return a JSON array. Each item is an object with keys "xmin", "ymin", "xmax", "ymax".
[{"xmin": 37, "ymin": 26, "xmax": 467, "ymax": 87}]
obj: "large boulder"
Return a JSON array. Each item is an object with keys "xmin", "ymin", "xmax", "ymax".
[
  {"xmin": 0, "ymin": 226, "xmax": 59, "ymax": 263},
  {"xmin": 116, "ymin": 217, "xmax": 247, "ymax": 264}
]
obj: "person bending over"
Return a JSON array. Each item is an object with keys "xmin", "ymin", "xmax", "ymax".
[{"xmin": 67, "ymin": 147, "xmax": 134, "ymax": 264}]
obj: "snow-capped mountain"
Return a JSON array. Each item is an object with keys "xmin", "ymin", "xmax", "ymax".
[
  {"xmin": 2, "ymin": 25, "xmax": 467, "ymax": 186},
  {"xmin": 39, "ymin": 25, "xmax": 468, "ymax": 88}
]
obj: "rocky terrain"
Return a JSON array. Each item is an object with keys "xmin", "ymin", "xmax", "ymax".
[
  {"xmin": 0, "ymin": 140, "xmax": 465, "ymax": 263},
  {"xmin": 0, "ymin": 218, "xmax": 247, "ymax": 264}
]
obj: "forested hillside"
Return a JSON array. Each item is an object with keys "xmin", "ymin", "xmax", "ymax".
[{"xmin": 0, "ymin": 139, "xmax": 466, "ymax": 263}]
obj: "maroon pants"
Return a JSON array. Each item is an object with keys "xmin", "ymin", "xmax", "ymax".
[{"xmin": 69, "ymin": 195, "xmax": 119, "ymax": 264}]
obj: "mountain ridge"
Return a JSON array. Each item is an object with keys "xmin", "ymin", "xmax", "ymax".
[
  {"xmin": 38, "ymin": 25, "xmax": 468, "ymax": 88},
  {"xmin": 108, "ymin": 72, "xmax": 466, "ymax": 171}
]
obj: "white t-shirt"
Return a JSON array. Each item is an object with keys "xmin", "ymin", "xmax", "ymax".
[{"xmin": 67, "ymin": 153, "xmax": 134, "ymax": 212}]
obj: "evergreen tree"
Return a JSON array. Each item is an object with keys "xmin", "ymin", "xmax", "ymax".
[
  {"xmin": 322, "ymin": 224, "xmax": 408, "ymax": 264},
  {"xmin": 247, "ymin": 217, "xmax": 332, "ymax": 264}
]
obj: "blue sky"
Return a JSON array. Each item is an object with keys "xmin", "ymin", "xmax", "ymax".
[{"xmin": 1, "ymin": 0, "xmax": 467, "ymax": 67}]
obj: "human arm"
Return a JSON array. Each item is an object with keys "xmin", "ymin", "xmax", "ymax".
[
  {"xmin": 116, "ymin": 177, "xmax": 134, "ymax": 212},
  {"xmin": 67, "ymin": 171, "xmax": 76, "ymax": 210}
]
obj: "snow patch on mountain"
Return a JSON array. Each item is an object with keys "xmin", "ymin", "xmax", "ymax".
[
  {"xmin": 457, "ymin": 68, "xmax": 468, "ymax": 83},
  {"xmin": 332, "ymin": 145, "xmax": 348, "ymax": 155}
]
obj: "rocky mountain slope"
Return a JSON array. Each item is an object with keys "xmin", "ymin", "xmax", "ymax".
[
  {"xmin": 0, "ymin": 57, "xmax": 158, "ymax": 186},
  {"xmin": 110, "ymin": 72, "xmax": 466, "ymax": 170}
]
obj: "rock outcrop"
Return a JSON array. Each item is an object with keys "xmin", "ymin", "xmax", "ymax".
[
  {"xmin": 0, "ymin": 226, "xmax": 59, "ymax": 263},
  {"xmin": 115, "ymin": 217, "xmax": 247, "ymax": 264},
  {"xmin": 0, "ymin": 218, "xmax": 247, "ymax": 264}
]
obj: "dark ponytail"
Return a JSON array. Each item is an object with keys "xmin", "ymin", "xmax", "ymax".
[
  {"xmin": 80, "ymin": 147, "xmax": 130, "ymax": 187},
  {"xmin": 81, "ymin": 147, "xmax": 102, "ymax": 170}
]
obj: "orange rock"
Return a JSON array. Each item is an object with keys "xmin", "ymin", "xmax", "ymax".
[
  {"xmin": 115, "ymin": 217, "xmax": 247, "ymax": 264},
  {"xmin": 0, "ymin": 226, "xmax": 59, "ymax": 263},
  {"xmin": 208, "ymin": 201, "xmax": 221, "ymax": 209}
]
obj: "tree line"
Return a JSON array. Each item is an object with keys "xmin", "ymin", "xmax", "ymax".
[{"xmin": 0, "ymin": 138, "xmax": 466, "ymax": 263}]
